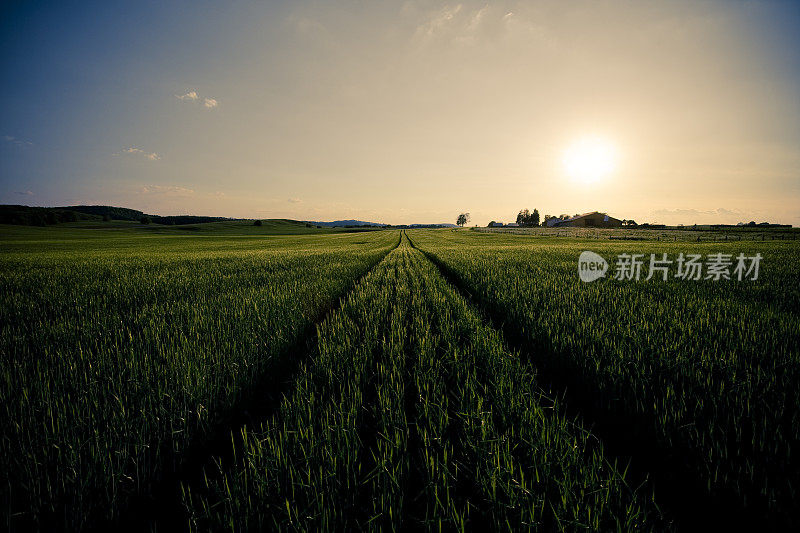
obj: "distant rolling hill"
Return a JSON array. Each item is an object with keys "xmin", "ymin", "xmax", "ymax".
[
  {"xmin": 0, "ymin": 204, "xmax": 234, "ymax": 226},
  {"xmin": 1, "ymin": 205, "xmax": 457, "ymax": 230},
  {"xmin": 307, "ymin": 220, "xmax": 457, "ymax": 228},
  {"xmin": 60, "ymin": 205, "xmax": 233, "ymax": 225},
  {"xmin": 0, "ymin": 205, "xmax": 102, "ymax": 226},
  {"xmin": 307, "ymin": 220, "xmax": 387, "ymax": 227}
]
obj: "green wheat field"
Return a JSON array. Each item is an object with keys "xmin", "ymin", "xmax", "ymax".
[{"xmin": 2, "ymin": 222, "xmax": 799, "ymax": 531}]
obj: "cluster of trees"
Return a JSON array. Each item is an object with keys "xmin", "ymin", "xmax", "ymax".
[
  {"xmin": 465, "ymin": 209, "xmax": 643, "ymax": 229},
  {"xmin": 519, "ymin": 210, "xmax": 584, "ymax": 227},
  {"xmin": 544, "ymin": 213, "xmax": 582, "ymax": 225},
  {"xmin": 0, "ymin": 205, "xmax": 97, "ymax": 226},
  {"xmin": 517, "ymin": 209, "xmax": 568, "ymax": 227},
  {"xmin": 516, "ymin": 209, "xmax": 540, "ymax": 227},
  {"xmin": 739, "ymin": 221, "xmax": 777, "ymax": 227}
]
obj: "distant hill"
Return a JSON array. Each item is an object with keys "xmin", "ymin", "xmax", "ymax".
[
  {"xmin": 308, "ymin": 220, "xmax": 457, "ymax": 228},
  {"xmin": 61, "ymin": 205, "xmax": 233, "ymax": 225},
  {"xmin": 0, "ymin": 205, "xmax": 235, "ymax": 226},
  {"xmin": 2, "ymin": 205, "xmax": 459, "ymax": 229},
  {"xmin": 308, "ymin": 220, "xmax": 387, "ymax": 228},
  {"xmin": 0, "ymin": 205, "xmax": 101, "ymax": 226},
  {"xmin": 59, "ymin": 205, "xmax": 145, "ymax": 221}
]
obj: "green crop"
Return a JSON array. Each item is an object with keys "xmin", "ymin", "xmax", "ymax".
[
  {"xmin": 0, "ymin": 229, "xmax": 397, "ymax": 529},
  {"xmin": 183, "ymin": 234, "xmax": 664, "ymax": 531},
  {"xmin": 409, "ymin": 229, "xmax": 800, "ymax": 528},
  {"xmin": 2, "ymin": 223, "xmax": 798, "ymax": 530}
]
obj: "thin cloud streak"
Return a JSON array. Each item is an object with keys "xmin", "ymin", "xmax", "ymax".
[
  {"xmin": 176, "ymin": 90, "xmax": 218, "ymax": 109},
  {"xmin": 117, "ymin": 147, "xmax": 160, "ymax": 161},
  {"xmin": 175, "ymin": 91, "xmax": 199, "ymax": 101},
  {"xmin": 139, "ymin": 185, "xmax": 194, "ymax": 196},
  {"xmin": 3, "ymin": 135, "xmax": 33, "ymax": 146}
]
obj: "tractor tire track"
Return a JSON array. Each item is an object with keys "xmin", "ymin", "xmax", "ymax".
[
  {"xmin": 114, "ymin": 232, "xmax": 403, "ymax": 532},
  {"xmin": 402, "ymin": 231, "xmax": 716, "ymax": 531}
]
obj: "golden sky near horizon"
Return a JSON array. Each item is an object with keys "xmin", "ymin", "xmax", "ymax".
[{"xmin": 1, "ymin": 1, "xmax": 799, "ymax": 225}]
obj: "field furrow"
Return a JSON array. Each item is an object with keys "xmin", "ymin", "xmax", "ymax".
[
  {"xmin": 408, "ymin": 229, "xmax": 800, "ymax": 529},
  {"xmin": 0, "ymin": 230, "xmax": 399, "ymax": 530},
  {"xmin": 183, "ymin": 233, "xmax": 667, "ymax": 531},
  {"xmin": 3, "ymin": 224, "xmax": 797, "ymax": 531}
]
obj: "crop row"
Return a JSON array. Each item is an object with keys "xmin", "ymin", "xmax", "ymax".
[
  {"xmin": 409, "ymin": 229, "xmax": 800, "ymax": 527},
  {"xmin": 183, "ymin": 235, "xmax": 665, "ymax": 530},
  {"xmin": 0, "ymin": 231, "xmax": 398, "ymax": 529}
]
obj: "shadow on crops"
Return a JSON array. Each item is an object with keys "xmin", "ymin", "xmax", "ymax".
[
  {"xmin": 405, "ymin": 233, "xmax": 785, "ymax": 533},
  {"xmin": 112, "ymin": 233, "xmax": 402, "ymax": 532}
]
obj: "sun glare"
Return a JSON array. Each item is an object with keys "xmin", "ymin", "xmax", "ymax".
[{"xmin": 562, "ymin": 137, "xmax": 618, "ymax": 184}]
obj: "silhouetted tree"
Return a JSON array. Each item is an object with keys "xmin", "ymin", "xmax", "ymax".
[
  {"xmin": 457, "ymin": 213, "xmax": 470, "ymax": 227},
  {"xmin": 516, "ymin": 208, "xmax": 541, "ymax": 227},
  {"xmin": 254, "ymin": 219, "xmax": 263, "ymax": 226},
  {"xmin": 140, "ymin": 216, "xmax": 152, "ymax": 225}
]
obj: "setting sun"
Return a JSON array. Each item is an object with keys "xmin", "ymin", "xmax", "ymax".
[{"xmin": 562, "ymin": 137, "xmax": 618, "ymax": 184}]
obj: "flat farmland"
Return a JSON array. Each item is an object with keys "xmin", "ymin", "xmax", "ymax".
[
  {"xmin": 1, "ymin": 224, "xmax": 799, "ymax": 530},
  {"xmin": 0, "ymin": 226, "xmax": 398, "ymax": 530},
  {"xmin": 410, "ymin": 229, "xmax": 800, "ymax": 530}
]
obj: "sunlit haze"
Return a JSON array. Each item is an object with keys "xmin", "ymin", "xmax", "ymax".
[
  {"xmin": 1, "ymin": 1, "xmax": 798, "ymax": 225},
  {"xmin": 562, "ymin": 137, "xmax": 618, "ymax": 185}
]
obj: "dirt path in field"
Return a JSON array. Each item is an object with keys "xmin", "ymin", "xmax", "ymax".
[
  {"xmin": 114, "ymin": 232, "xmax": 404, "ymax": 532},
  {"xmin": 403, "ymin": 232, "xmax": 760, "ymax": 532}
]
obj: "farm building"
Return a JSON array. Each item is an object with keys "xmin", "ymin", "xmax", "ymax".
[
  {"xmin": 545, "ymin": 217, "xmax": 562, "ymax": 228},
  {"xmin": 550, "ymin": 212, "xmax": 622, "ymax": 228}
]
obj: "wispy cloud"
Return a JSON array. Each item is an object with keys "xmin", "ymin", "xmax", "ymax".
[
  {"xmin": 652, "ymin": 207, "xmax": 747, "ymax": 218},
  {"xmin": 287, "ymin": 197, "xmax": 302, "ymax": 203},
  {"xmin": 407, "ymin": 3, "xmax": 527, "ymax": 48},
  {"xmin": 116, "ymin": 147, "xmax": 160, "ymax": 160},
  {"xmin": 649, "ymin": 207, "xmax": 763, "ymax": 224},
  {"xmin": 287, "ymin": 14, "xmax": 328, "ymax": 37},
  {"xmin": 139, "ymin": 185, "xmax": 194, "ymax": 196},
  {"xmin": 3, "ymin": 135, "xmax": 33, "ymax": 146},
  {"xmin": 14, "ymin": 190, "xmax": 34, "ymax": 196},
  {"xmin": 176, "ymin": 90, "xmax": 199, "ymax": 101},
  {"xmin": 176, "ymin": 89, "xmax": 219, "ymax": 110},
  {"xmin": 415, "ymin": 4, "xmax": 463, "ymax": 38}
]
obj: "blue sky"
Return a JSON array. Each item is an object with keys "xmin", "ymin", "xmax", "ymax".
[{"xmin": 2, "ymin": 0, "xmax": 799, "ymax": 225}]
